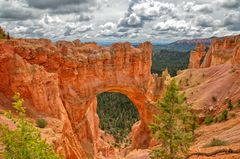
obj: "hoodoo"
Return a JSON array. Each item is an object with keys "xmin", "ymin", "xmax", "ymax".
[{"xmin": 189, "ymin": 35, "xmax": 240, "ymax": 69}]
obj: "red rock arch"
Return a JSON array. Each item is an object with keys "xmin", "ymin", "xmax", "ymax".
[{"xmin": 0, "ymin": 39, "xmax": 169, "ymax": 158}]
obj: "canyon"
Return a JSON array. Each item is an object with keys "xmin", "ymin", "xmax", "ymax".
[{"xmin": 0, "ymin": 34, "xmax": 240, "ymax": 159}]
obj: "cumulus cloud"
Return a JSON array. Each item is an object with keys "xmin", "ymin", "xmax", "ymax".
[
  {"xmin": 183, "ymin": 2, "xmax": 213, "ymax": 13},
  {"xmin": 131, "ymin": 1, "xmax": 176, "ymax": 19},
  {"xmin": 118, "ymin": 13, "xmax": 142, "ymax": 27},
  {"xmin": 98, "ymin": 22, "xmax": 133, "ymax": 38},
  {"xmin": 153, "ymin": 19, "xmax": 191, "ymax": 32},
  {"xmin": 118, "ymin": 0, "xmax": 176, "ymax": 28},
  {"xmin": 99, "ymin": 22, "xmax": 117, "ymax": 36}
]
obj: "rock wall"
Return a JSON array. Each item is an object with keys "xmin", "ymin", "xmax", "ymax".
[
  {"xmin": 0, "ymin": 39, "xmax": 169, "ymax": 158},
  {"xmin": 181, "ymin": 34, "xmax": 240, "ymax": 119},
  {"xmin": 188, "ymin": 43, "xmax": 206, "ymax": 68},
  {"xmin": 188, "ymin": 35, "xmax": 240, "ymax": 69}
]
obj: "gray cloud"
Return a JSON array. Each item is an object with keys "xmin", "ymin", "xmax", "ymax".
[
  {"xmin": 26, "ymin": 0, "xmax": 92, "ymax": 9},
  {"xmin": 195, "ymin": 15, "xmax": 214, "ymax": 28},
  {"xmin": 0, "ymin": 0, "xmax": 40, "ymax": 20},
  {"xmin": 223, "ymin": 11, "xmax": 240, "ymax": 31},
  {"xmin": 219, "ymin": 0, "xmax": 240, "ymax": 9},
  {"xmin": 78, "ymin": 14, "xmax": 93, "ymax": 21}
]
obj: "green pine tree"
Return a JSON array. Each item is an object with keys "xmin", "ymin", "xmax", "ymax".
[
  {"xmin": 149, "ymin": 79, "xmax": 194, "ymax": 159},
  {"xmin": 227, "ymin": 100, "xmax": 233, "ymax": 110},
  {"xmin": 0, "ymin": 93, "xmax": 62, "ymax": 159}
]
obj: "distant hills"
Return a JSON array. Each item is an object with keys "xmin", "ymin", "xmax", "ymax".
[
  {"xmin": 154, "ymin": 37, "xmax": 214, "ymax": 52},
  {"xmin": 98, "ymin": 37, "xmax": 215, "ymax": 52}
]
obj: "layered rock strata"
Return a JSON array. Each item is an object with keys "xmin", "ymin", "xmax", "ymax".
[{"xmin": 0, "ymin": 39, "xmax": 169, "ymax": 158}]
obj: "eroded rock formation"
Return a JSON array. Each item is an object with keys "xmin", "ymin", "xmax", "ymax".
[
  {"xmin": 188, "ymin": 43, "xmax": 206, "ymax": 68},
  {"xmin": 0, "ymin": 39, "xmax": 169, "ymax": 158},
  {"xmin": 179, "ymin": 35, "xmax": 240, "ymax": 119},
  {"xmin": 188, "ymin": 35, "xmax": 240, "ymax": 69}
]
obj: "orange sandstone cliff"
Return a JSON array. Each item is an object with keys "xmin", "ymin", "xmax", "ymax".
[
  {"xmin": 189, "ymin": 35, "xmax": 240, "ymax": 69},
  {"xmin": 0, "ymin": 38, "xmax": 170, "ymax": 159},
  {"xmin": 183, "ymin": 34, "xmax": 240, "ymax": 117},
  {"xmin": 188, "ymin": 43, "xmax": 206, "ymax": 68},
  {"xmin": 177, "ymin": 35, "xmax": 240, "ymax": 158}
]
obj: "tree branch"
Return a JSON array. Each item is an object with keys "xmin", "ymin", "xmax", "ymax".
[{"xmin": 186, "ymin": 148, "xmax": 240, "ymax": 159}]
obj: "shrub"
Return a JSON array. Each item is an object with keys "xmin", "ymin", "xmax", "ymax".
[
  {"xmin": 227, "ymin": 100, "xmax": 233, "ymax": 110},
  {"xmin": 204, "ymin": 138, "xmax": 228, "ymax": 148},
  {"xmin": 0, "ymin": 93, "xmax": 61, "ymax": 159},
  {"xmin": 212, "ymin": 96, "xmax": 217, "ymax": 102},
  {"xmin": 230, "ymin": 113, "xmax": 237, "ymax": 118},
  {"xmin": 204, "ymin": 116, "xmax": 214, "ymax": 125},
  {"xmin": 185, "ymin": 78, "xmax": 189, "ymax": 86},
  {"xmin": 218, "ymin": 110, "xmax": 228, "ymax": 122},
  {"xmin": 191, "ymin": 115, "xmax": 199, "ymax": 138},
  {"xmin": 36, "ymin": 118, "xmax": 48, "ymax": 128}
]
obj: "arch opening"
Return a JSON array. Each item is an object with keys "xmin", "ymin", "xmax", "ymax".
[{"xmin": 97, "ymin": 92, "xmax": 140, "ymax": 147}]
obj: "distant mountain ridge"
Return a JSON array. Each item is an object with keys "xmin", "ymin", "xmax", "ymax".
[
  {"xmin": 173, "ymin": 38, "xmax": 212, "ymax": 45},
  {"xmin": 155, "ymin": 37, "xmax": 214, "ymax": 52}
]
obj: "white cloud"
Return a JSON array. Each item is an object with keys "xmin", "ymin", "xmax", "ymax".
[
  {"xmin": 131, "ymin": 1, "xmax": 176, "ymax": 18},
  {"xmin": 154, "ymin": 19, "xmax": 191, "ymax": 32},
  {"xmin": 183, "ymin": 2, "xmax": 213, "ymax": 13},
  {"xmin": 75, "ymin": 24, "xmax": 94, "ymax": 33},
  {"xmin": 127, "ymin": 13, "xmax": 141, "ymax": 26}
]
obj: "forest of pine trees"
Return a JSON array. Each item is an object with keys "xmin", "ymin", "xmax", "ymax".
[{"xmin": 97, "ymin": 92, "xmax": 139, "ymax": 146}]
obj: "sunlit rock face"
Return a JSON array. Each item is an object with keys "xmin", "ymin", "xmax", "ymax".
[
  {"xmin": 188, "ymin": 35, "xmax": 240, "ymax": 69},
  {"xmin": 177, "ymin": 35, "xmax": 240, "ymax": 121},
  {"xmin": 0, "ymin": 39, "xmax": 169, "ymax": 158},
  {"xmin": 188, "ymin": 43, "xmax": 206, "ymax": 68}
]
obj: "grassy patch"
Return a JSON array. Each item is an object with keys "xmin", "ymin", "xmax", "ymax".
[
  {"xmin": 36, "ymin": 118, "xmax": 48, "ymax": 128},
  {"xmin": 204, "ymin": 138, "xmax": 228, "ymax": 148},
  {"xmin": 204, "ymin": 116, "xmax": 214, "ymax": 125}
]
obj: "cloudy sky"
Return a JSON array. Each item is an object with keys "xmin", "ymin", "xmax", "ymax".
[{"xmin": 0, "ymin": 0, "xmax": 240, "ymax": 43}]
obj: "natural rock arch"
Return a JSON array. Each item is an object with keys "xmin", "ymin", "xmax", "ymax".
[{"xmin": 0, "ymin": 39, "xmax": 170, "ymax": 158}]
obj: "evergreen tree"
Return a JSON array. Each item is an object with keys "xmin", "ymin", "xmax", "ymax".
[
  {"xmin": 6, "ymin": 32, "xmax": 10, "ymax": 40},
  {"xmin": 0, "ymin": 93, "xmax": 62, "ymax": 159},
  {"xmin": 227, "ymin": 100, "xmax": 233, "ymax": 110},
  {"xmin": 149, "ymin": 79, "xmax": 194, "ymax": 159}
]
